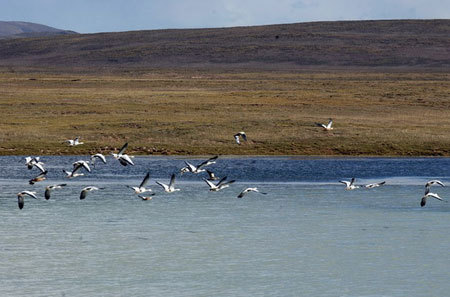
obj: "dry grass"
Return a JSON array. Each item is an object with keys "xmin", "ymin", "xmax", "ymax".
[{"xmin": 0, "ymin": 70, "xmax": 449, "ymax": 156}]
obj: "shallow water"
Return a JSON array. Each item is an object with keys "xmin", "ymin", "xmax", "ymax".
[{"xmin": 1, "ymin": 156, "xmax": 449, "ymax": 297}]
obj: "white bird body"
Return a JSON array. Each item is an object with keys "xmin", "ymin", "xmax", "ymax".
[
  {"xmin": 66, "ymin": 137, "xmax": 84, "ymax": 146},
  {"xmin": 127, "ymin": 172, "xmax": 151, "ymax": 194},
  {"xmin": 234, "ymin": 132, "xmax": 247, "ymax": 144},
  {"xmin": 156, "ymin": 174, "xmax": 180, "ymax": 193},
  {"xmin": 339, "ymin": 178, "xmax": 359, "ymax": 190},
  {"xmin": 237, "ymin": 187, "xmax": 267, "ymax": 198},
  {"xmin": 316, "ymin": 119, "xmax": 333, "ymax": 131},
  {"xmin": 204, "ymin": 176, "xmax": 235, "ymax": 191}
]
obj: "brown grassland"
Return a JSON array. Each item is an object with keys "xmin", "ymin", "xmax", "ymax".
[{"xmin": 0, "ymin": 69, "xmax": 449, "ymax": 156}]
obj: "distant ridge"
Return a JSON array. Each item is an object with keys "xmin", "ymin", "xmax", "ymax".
[
  {"xmin": 0, "ymin": 21, "xmax": 77, "ymax": 39},
  {"xmin": 0, "ymin": 19, "xmax": 448, "ymax": 71}
]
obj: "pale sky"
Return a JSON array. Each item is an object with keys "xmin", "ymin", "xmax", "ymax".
[{"xmin": 0, "ymin": 0, "xmax": 449, "ymax": 33}]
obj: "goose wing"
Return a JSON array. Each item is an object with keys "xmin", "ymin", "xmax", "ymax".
[
  {"xmin": 22, "ymin": 191, "xmax": 37, "ymax": 199},
  {"xmin": 72, "ymin": 163, "xmax": 83, "ymax": 174},
  {"xmin": 241, "ymin": 133, "xmax": 247, "ymax": 142},
  {"xmin": 169, "ymin": 174, "xmax": 176, "ymax": 189},
  {"xmin": 80, "ymin": 161, "xmax": 91, "ymax": 172},
  {"xmin": 216, "ymin": 176, "xmax": 228, "ymax": 187},
  {"xmin": 234, "ymin": 134, "xmax": 241, "ymax": 144},
  {"xmin": 315, "ymin": 123, "xmax": 326, "ymax": 128},
  {"xmin": 203, "ymin": 178, "xmax": 216, "ymax": 189},
  {"xmin": 92, "ymin": 153, "xmax": 107, "ymax": 164},
  {"xmin": 139, "ymin": 172, "xmax": 151, "ymax": 188},
  {"xmin": 184, "ymin": 161, "xmax": 197, "ymax": 172},
  {"xmin": 365, "ymin": 181, "xmax": 386, "ymax": 188},
  {"xmin": 118, "ymin": 142, "xmax": 128, "ymax": 155},
  {"xmin": 197, "ymin": 156, "xmax": 218, "ymax": 169},
  {"xmin": 427, "ymin": 193, "xmax": 444, "ymax": 201},
  {"xmin": 218, "ymin": 180, "xmax": 235, "ymax": 189},
  {"xmin": 120, "ymin": 155, "xmax": 134, "ymax": 166},
  {"xmin": 156, "ymin": 181, "xmax": 169, "ymax": 191},
  {"xmin": 34, "ymin": 162, "xmax": 46, "ymax": 173},
  {"xmin": 426, "ymin": 180, "xmax": 445, "ymax": 188},
  {"xmin": 25, "ymin": 157, "xmax": 33, "ymax": 165},
  {"xmin": 326, "ymin": 119, "xmax": 333, "ymax": 129},
  {"xmin": 339, "ymin": 180, "xmax": 351, "ymax": 187}
]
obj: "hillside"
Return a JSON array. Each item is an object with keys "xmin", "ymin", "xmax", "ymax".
[
  {"xmin": 0, "ymin": 19, "xmax": 448, "ymax": 71},
  {"xmin": 0, "ymin": 21, "xmax": 76, "ymax": 39}
]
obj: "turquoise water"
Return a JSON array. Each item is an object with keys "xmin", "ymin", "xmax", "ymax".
[{"xmin": 0, "ymin": 156, "xmax": 449, "ymax": 296}]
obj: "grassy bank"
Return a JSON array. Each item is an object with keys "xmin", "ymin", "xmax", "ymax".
[{"xmin": 0, "ymin": 70, "xmax": 449, "ymax": 156}]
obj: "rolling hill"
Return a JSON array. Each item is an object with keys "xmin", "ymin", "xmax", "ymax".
[
  {"xmin": 0, "ymin": 19, "xmax": 448, "ymax": 71},
  {"xmin": 0, "ymin": 21, "xmax": 76, "ymax": 39}
]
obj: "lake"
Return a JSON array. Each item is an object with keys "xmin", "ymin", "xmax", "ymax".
[{"xmin": 0, "ymin": 156, "xmax": 449, "ymax": 297}]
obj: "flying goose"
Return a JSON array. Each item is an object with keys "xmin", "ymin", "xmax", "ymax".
[
  {"xmin": 364, "ymin": 181, "xmax": 386, "ymax": 189},
  {"xmin": 66, "ymin": 137, "xmax": 84, "ymax": 146},
  {"xmin": 156, "ymin": 174, "xmax": 180, "ymax": 193},
  {"xmin": 315, "ymin": 119, "xmax": 333, "ymax": 131},
  {"xmin": 234, "ymin": 131, "xmax": 247, "ymax": 144},
  {"xmin": 339, "ymin": 178, "xmax": 359, "ymax": 190},
  {"xmin": 29, "ymin": 171, "xmax": 48, "ymax": 185},
  {"xmin": 44, "ymin": 184, "xmax": 67, "ymax": 200},
  {"xmin": 183, "ymin": 156, "xmax": 218, "ymax": 174},
  {"xmin": 63, "ymin": 162, "xmax": 87, "ymax": 178},
  {"xmin": 138, "ymin": 194, "xmax": 155, "ymax": 200},
  {"xmin": 17, "ymin": 191, "xmax": 37, "ymax": 209},
  {"xmin": 127, "ymin": 172, "xmax": 152, "ymax": 194},
  {"xmin": 80, "ymin": 186, "xmax": 104, "ymax": 200},
  {"xmin": 237, "ymin": 187, "xmax": 267, "ymax": 198},
  {"xmin": 203, "ymin": 176, "xmax": 235, "ymax": 191},
  {"xmin": 25, "ymin": 157, "xmax": 46, "ymax": 173},
  {"xmin": 112, "ymin": 142, "xmax": 135, "ymax": 166},
  {"xmin": 421, "ymin": 188, "xmax": 446, "ymax": 207},
  {"xmin": 63, "ymin": 169, "xmax": 84, "ymax": 178},
  {"xmin": 90, "ymin": 153, "xmax": 107, "ymax": 167},
  {"xmin": 72, "ymin": 160, "xmax": 91, "ymax": 173},
  {"xmin": 425, "ymin": 180, "xmax": 445, "ymax": 189}
]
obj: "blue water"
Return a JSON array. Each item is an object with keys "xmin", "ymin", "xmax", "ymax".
[{"xmin": 0, "ymin": 156, "xmax": 449, "ymax": 297}]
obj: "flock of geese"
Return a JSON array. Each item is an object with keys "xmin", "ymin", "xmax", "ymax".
[
  {"xmin": 338, "ymin": 177, "xmax": 446, "ymax": 206},
  {"xmin": 15, "ymin": 137, "xmax": 266, "ymax": 209},
  {"xmin": 13, "ymin": 123, "xmax": 447, "ymax": 209}
]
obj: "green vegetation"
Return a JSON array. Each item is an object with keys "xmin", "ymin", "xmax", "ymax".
[{"xmin": 0, "ymin": 70, "xmax": 449, "ymax": 156}]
